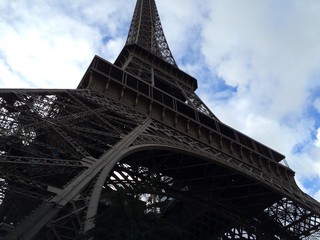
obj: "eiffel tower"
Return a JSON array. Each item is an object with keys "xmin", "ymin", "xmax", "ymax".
[{"xmin": 1, "ymin": 0, "xmax": 320, "ymax": 239}]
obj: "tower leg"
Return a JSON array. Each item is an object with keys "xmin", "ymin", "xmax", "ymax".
[
  {"xmin": 5, "ymin": 119, "xmax": 152, "ymax": 240},
  {"xmin": 84, "ymin": 119, "xmax": 152, "ymax": 232}
]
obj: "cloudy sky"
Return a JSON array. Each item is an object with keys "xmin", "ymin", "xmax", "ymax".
[{"xmin": 1, "ymin": 0, "xmax": 320, "ymax": 201}]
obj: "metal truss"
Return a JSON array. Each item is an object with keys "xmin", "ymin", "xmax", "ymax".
[
  {"xmin": 1, "ymin": 0, "xmax": 320, "ymax": 239},
  {"xmin": 265, "ymin": 199, "xmax": 320, "ymax": 237},
  {"xmin": 126, "ymin": 0, "xmax": 177, "ymax": 66},
  {"xmin": 0, "ymin": 86, "xmax": 319, "ymax": 239},
  {"xmin": 112, "ymin": 48, "xmax": 220, "ymax": 120},
  {"xmin": 1, "ymin": 78, "xmax": 318, "ymax": 239},
  {"xmin": 153, "ymin": 68, "xmax": 219, "ymax": 119},
  {"xmin": 122, "ymin": 0, "xmax": 217, "ymax": 118},
  {"xmin": 100, "ymin": 146, "xmax": 308, "ymax": 239},
  {"xmin": 0, "ymin": 89, "xmax": 147, "ymax": 239},
  {"xmin": 127, "ymin": 120, "xmax": 320, "ymax": 239}
]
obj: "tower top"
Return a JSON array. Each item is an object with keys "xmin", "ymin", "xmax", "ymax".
[{"xmin": 125, "ymin": 0, "xmax": 177, "ymax": 67}]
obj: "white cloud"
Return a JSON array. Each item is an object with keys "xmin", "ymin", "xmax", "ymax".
[
  {"xmin": 194, "ymin": 0, "xmax": 320, "ymax": 176},
  {"xmin": 164, "ymin": 0, "xmax": 320, "ymax": 194},
  {"xmin": 201, "ymin": 0, "xmax": 320, "ymax": 118},
  {"xmin": 156, "ymin": 0, "xmax": 208, "ymax": 61},
  {"xmin": 314, "ymin": 98, "xmax": 320, "ymax": 113},
  {"xmin": 101, "ymin": 37, "xmax": 126, "ymax": 62},
  {"xmin": 315, "ymin": 128, "xmax": 320, "ymax": 147},
  {"xmin": 0, "ymin": 0, "xmax": 134, "ymax": 89}
]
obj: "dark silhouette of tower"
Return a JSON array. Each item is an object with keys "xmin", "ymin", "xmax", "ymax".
[{"xmin": 0, "ymin": 0, "xmax": 319, "ymax": 239}]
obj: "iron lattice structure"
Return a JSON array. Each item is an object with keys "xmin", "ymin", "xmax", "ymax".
[{"xmin": 0, "ymin": 0, "xmax": 320, "ymax": 239}]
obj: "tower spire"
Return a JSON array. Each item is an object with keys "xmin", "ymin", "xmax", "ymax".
[{"xmin": 126, "ymin": 0, "xmax": 177, "ymax": 66}]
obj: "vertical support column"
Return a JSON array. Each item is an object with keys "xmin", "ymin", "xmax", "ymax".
[{"xmin": 83, "ymin": 118, "xmax": 153, "ymax": 232}]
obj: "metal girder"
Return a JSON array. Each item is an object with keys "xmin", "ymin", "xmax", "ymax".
[
  {"xmin": 153, "ymin": 68, "xmax": 218, "ymax": 119},
  {"xmin": 1, "ymin": 87, "xmax": 320, "ymax": 239},
  {"xmin": 132, "ymin": 121, "xmax": 312, "ymax": 206},
  {"xmin": 102, "ymin": 158, "xmax": 278, "ymax": 239},
  {"xmin": 265, "ymin": 199, "xmax": 320, "ymax": 237},
  {"xmin": 126, "ymin": 0, "xmax": 177, "ymax": 66},
  {"xmin": 1, "ymin": 0, "xmax": 320, "ymax": 238},
  {"xmin": 0, "ymin": 170, "xmax": 48, "ymax": 191},
  {"xmin": 0, "ymin": 155, "xmax": 85, "ymax": 167},
  {"xmin": 4, "ymin": 119, "xmax": 152, "ymax": 240},
  {"xmin": 0, "ymin": 186, "xmax": 45, "ymax": 202},
  {"xmin": 0, "ymin": 89, "xmax": 148, "ymax": 239}
]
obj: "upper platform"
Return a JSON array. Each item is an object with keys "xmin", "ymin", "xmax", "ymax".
[
  {"xmin": 77, "ymin": 54, "xmax": 286, "ymax": 165},
  {"xmin": 115, "ymin": 44, "xmax": 198, "ymax": 91}
]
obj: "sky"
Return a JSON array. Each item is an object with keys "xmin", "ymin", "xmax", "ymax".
[{"xmin": 1, "ymin": 0, "xmax": 320, "ymax": 202}]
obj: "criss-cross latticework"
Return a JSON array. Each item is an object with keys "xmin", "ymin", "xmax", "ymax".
[
  {"xmin": 126, "ymin": 0, "xmax": 176, "ymax": 66},
  {"xmin": 0, "ymin": 0, "xmax": 320, "ymax": 239}
]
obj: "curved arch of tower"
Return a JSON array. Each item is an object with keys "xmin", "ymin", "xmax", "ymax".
[{"xmin": 0, "ymin": 0, "xmax": 319, "ymax": 239}]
